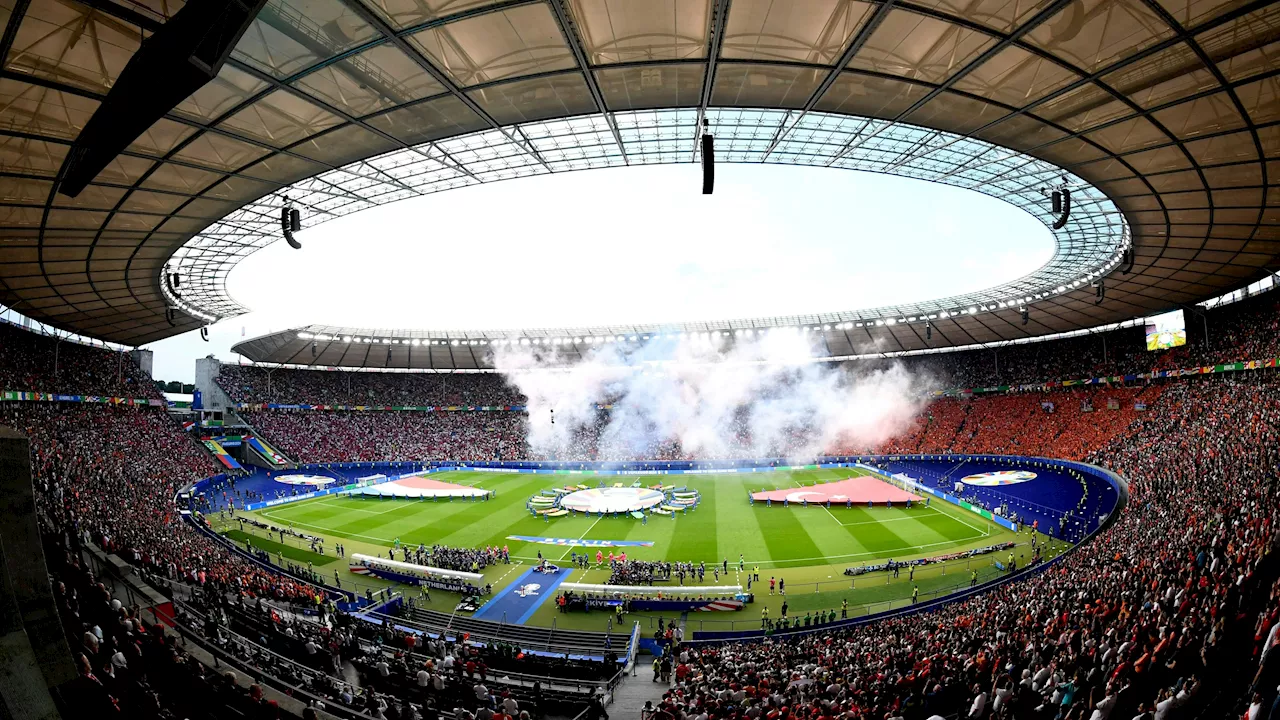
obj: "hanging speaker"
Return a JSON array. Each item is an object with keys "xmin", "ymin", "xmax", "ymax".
[
  {"xmin": 282, "ymin": 206, "xmax": 302, "ymax": 249},
  {"xmin": 701, "ymin": 133, "xmax": 715, "ymax": 195},
  {"xmin": 1052, "ymin": 188, "xmax": 1071, "ymax": 230},
  {"xmin": 1021, "ymin": 307, "xmax": 1029, "ymax": 325},
  {"xmin": 200, "ymin": 326, "xmax": 209, "ymax": 342},
  {"xmin": 1051, "ymin": 191, "xmax": 1062, "ymax": 215},
  {"xmin": 290, "ymin": 207, "xmax": 301, "ymax": 233}
]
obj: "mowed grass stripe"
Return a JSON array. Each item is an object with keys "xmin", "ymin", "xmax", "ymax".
[
  {"xmin": 753, "ymin": 498, "xmax": 822, "ymax": 566},
  {"xmin": 250, "ymin": 469, "xmax": 1018, "ymax": 573},
  {"xmin": 712, "ymin": 476, "xmax": 770, "ymax": 568},
  {"xmin": 418, "ymin": 476, "xmax": 555, "ymax": 543},
  {"xmin": 663, "ymin": 478, "xmax": 719, "ymax": 563}
]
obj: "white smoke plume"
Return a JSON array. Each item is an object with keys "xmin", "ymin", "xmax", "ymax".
[{"xmin": 493, "ymin": 331, "xmax": 930, "ymax": 461}]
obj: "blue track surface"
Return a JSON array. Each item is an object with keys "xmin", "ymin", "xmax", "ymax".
[{"xmin": 472, "ymin": 566, "xmax": 570, "ymax": 624}]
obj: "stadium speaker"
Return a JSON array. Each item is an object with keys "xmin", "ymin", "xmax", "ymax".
[
  {"xmin": 1052, "ymin": 188, "xmax": 1071, "ymax": 230},
  {"xmin": 925, "ymin": 322, "xmax": 932, "ymax": 341},
  {"xmin": 311, "ymin": 342, "xmax": 317, "ymax": 358},
  {"xmin": 1094, "ymin": 280, "xmax": 1105, "ymax": 305},
  {"xmin": 1121, "ymin": 248, "xmax": 1133, "ymax": 274},
  {"xmin": 282, "ymin": 206, "xmax": 302, "ymax": 249},
  {"xmin": 1021, "ymin": 307, "xmax": 1029, "ymax": 325},
  {"xmin": 57, "ymin": 0, "xmax": 269, "ymax": 197},
  {"xmin": 165, "ymin": 308, "xmax": 175, "ymax": 327},
  {"xmin": 701, "ymin": 132, "xmax": 715, "ymax": 195},
  {"xmin": 200, "ymin": 326, "xmax": 209, "ymax": 342}
]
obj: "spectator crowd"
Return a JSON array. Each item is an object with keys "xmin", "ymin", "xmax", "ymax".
[{"xmin": 3, "ymin": 289, "xmax": 1280, "ymax": 717}]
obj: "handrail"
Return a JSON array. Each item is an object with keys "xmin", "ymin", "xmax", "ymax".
[
  {"xmin": 360, "ymin": 608, "xmax": 619, "ymax": 673},
  {"xmin": 172, "ymin": 600, "xmax": 383, "ymax": 720},
  {"xmin": 367, "ymin": 607, "xmax": 615, "ymax": 653}
]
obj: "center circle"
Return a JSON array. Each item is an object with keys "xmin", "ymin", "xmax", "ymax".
[{"xmin": 560, "ymin": 487, "xmax": 666, "ymax": 514}]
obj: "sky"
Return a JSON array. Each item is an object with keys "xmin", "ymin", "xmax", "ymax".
[{"xmin": 141, "ymin": 163, "xmax": 1053, "ymax": 383}]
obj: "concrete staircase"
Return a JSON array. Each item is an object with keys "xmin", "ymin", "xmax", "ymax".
[{"xmin": 610, "ymin": 670, "xmax": 668, "ymax": 718}]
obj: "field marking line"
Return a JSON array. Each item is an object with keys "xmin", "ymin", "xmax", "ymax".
[
  {"xmin": 930, "ymin": 502, "xmax": 991, "ymax": 536},
  {"xmin": 556, "ymin": 516, "xmax": 602, "ymax": 562},
  {"xmin": 257, "ymin": 513, "xmax": 401, "ymax": 546},
  {"xmin": 491, "ymin": 561, "xmax": 524, "ymax": 585},
  {"xmin": 306, "ymin": 499, "xmax": 397, "ymax": 515},
  {"xmin": 821, "ymin": 504, "xmax": 842, "ymax": 526}
]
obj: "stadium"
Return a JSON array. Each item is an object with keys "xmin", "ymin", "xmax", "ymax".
[{"xmin": 0, "ymin": 1, "xmax": 1278, "ymax": 719}]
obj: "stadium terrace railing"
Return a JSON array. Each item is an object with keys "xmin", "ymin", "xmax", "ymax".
[
  {"xmin": 359, "ymin": 605, "xmax": 626, "ymax": 661},
  {"xmin": 173, "ymin": 600, "xmax": 383, "ymax": 720}
]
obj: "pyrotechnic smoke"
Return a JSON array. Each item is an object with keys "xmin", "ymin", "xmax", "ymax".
[{"xmin": 493, "ymin": 331, "xmax": 929, "ymax": 460}]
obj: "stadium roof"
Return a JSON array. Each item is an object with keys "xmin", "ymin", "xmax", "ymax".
[{"xmin": 0, "ymin": 0, "xmax": 1276, "ymax": 355}]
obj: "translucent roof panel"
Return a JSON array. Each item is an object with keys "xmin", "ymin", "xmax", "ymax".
[
  {"xmin": 292, "ymin": 44, "xmax": 447, "ymax": 116},
  {"xmin": 364, "ymin": 0, "xmax": 513, "ymax": 31},
  {"xmin": 6, "ymin": 4, "xmax": 141, "ymax": 94},
  {"xmin": 722, "ymin": 0, "xmax": 875, "ymax": 64},
  {"xmin": 846, "ymin": 9, "xmax": 998, "ymax": 85},
  {"xmin": 0, "ymin": 0, "xmax": 1273, "ymax": 349},
  {"xmin": 569, "ymin": 0, "xmax": 711, "ymax": 65},
  {"xmin": 596, "ymin": 63, "xmax": 705, "ymax": 111},
  {"xmin": 232, "ymin": 0, "xmax": 380, "ymax": 78},
  {"xmin": 408, "ymin": 3, "xmax": 576, "ymax": 86}
]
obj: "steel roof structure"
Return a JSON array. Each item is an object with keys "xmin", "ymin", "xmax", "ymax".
[{"xmin": 0, "ymin": 0, "xmax": 1276, "ymax": 360}]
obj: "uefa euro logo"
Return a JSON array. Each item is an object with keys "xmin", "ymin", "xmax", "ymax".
[{"xmin": 516, "ymin": 583, "xmax": 541, "ymax": 597}]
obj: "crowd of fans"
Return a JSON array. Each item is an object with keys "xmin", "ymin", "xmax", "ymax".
[
  {"xmin": 4, "ymin": 288, "xmax": 1280, "ymax": 717},
  {"xmin": 648, "ymin": 376, "xmax": 1280, "ymax": 718},
  {"xmin": 217, "ymin": 365, "xmax": 521, "ymax": 407},
  {"xmin": 877, "ymin": 387, "xmax": 1160, "ymax": 462},
  {"xmin": 244, "ymin": 410, "xmax": 526, "ymax": 463},
  {"xmin": 205, "ymin": 290, "xmax": 1280, "ymax": 416},
  {"xmin": 0, "ymin": 321, "xmax": 161, "ymax": 399},
  {"xmin": 2, "ymin": 402, "xmax": 324, "ymax": 608},
  {"xmin": 45, "ymin": 531, "xmax": 317, "ymax": 719}
]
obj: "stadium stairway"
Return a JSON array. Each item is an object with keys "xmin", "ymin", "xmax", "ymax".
[
  {"xmin": 609, "ymin": 661, "xmax": 667, "ymax": 716},
  {"xmin": 608, "ymin": 616, "xmax": 679, "ymax": 716},
  {"xmin": 244, "ymin": 434, "xmax": 293, "ymax": 470},
  {"xmin": 200, "ymin": 437, "xmax": 243, "ymax": 470}
]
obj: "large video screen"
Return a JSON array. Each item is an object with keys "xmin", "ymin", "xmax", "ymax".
[{"xmin": 1145, "ymin": 309, "xmax": 1187, "ymax": 351}]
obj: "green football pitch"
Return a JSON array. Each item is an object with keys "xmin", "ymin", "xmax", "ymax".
[{"xmin": 218, "ymin": 467, "xmax": 1058, "ymax": 632}]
